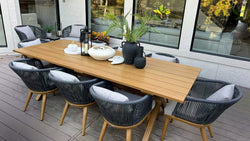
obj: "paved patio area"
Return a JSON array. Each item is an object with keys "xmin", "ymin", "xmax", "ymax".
[{"xmin": 0, "ymin": 55, "xmax": 249, "ymax": 141}]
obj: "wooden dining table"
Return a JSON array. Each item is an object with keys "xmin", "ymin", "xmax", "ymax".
[{"xmin": 14, "ymin": 39, "xmax": 201, "ymax": 140}]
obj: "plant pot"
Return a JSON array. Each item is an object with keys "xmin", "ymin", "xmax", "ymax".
[
  {"xmin": 121, "ymin": 41, "xmax": 140, "ymax": 65},
  {"xmin": 46, "ymin": 33, "xmax": 52, "ymax": 37},
  {"xmin": 134, "ymin": 46, "xmax": 146, "ymax": 69}
]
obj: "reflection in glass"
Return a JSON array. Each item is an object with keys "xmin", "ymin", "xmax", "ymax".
[
  {"xmin": 133, "ymin": 0, "xmax": 186, "ymax": 48},
  {"xmin": 0, "ymin": 5, "xmax": 7, "ymax": 47},
  {"xmin": 19, "ymin": 0, "xmax": 56, "ymax": 34},
  {"xmin": 90, "ymin": 0, "xmax": 124, "ymax": 37},
  {"xmin": 192, "ymin": 0, "xmax": 250, "ymax": 60}
]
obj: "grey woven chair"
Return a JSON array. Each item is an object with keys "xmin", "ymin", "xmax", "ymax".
[
  {"xmin": 147, "ymin": 52, "xmax": 180, "ymax": 63},
  {"xmin": 9, "ymin": 58, "xmax": 59, "ymax": 121},
  {"xmin": 161, "ymin": 78, "xmax": 242, "ymax": 141},
  {"xmin": 61, "ymin": 24, "xmax": 87, "ymax": 42},
  {"xmin": 90, "ymin": 81, "xmax": 154, "ymax": 141},
  {"xmin": 15, "ymin": 25, "xmax": 50, "ymax": 48},
  {"xmin": 48, "ymin": 72, "xmax": 99, "ymax": 135}
]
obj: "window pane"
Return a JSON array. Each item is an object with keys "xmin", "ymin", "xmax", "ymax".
[
  {"xmin": 192, "ymin": 0, "xmax": 250, "ymax": 60},
  {"xmin": 90, "ymin": 0, "xmax": 124, "ymax": 37},
  {"xmin": 0, "ymin": 5, "xmax": 7, "ymax": 47},
  {"xmin": 133, "ymin": 0, "xmax": 186, "ymax": 48},
  {"xmin": 19, "ymin": 0, "xmax": 57, "ymax": 34}
]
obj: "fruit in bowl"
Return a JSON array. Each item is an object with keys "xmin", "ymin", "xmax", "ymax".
[{"xmin": 88, "ymin": 46, "xmax": 115, "ymax": 60}]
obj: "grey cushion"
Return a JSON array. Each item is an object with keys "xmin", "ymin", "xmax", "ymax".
[
  {"xmin": 49, "ymin": 70, "xmax": 79, "ymax": 82},
  {"xmin": 164, "ymin": 100, "xmax": 177, "ymax": 115},
  {"xmin": 12, "ymin": 62, "xmax": 38, "ymax": 70},
  {"xmin": 69, "ymin": 25, "xmax": 84, "ymax": 38},
  {"xmin": 206, "ymin": 84, "xmax": 235, "ymax": 101},
  {"xmin": 151, "ymin": 53, "xmax": 176, "ymax": 62},
  {"xmin": 15, "ymin": 26, "xmax": 36, "ymax": 40},
  {"xmin": 61, "ymin": 37, "xmax": 80, "ymax": 42},
  {"xmin": 92, "ymin": 86, "xmax": 129, "ymax": 102},
  {"xmin": 19, "ymin": 38, "xmax": 41, "ymax": 47}
]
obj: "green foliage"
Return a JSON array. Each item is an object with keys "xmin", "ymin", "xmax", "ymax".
[
  {"xmin": 43, "ymin": 25, "xmax": 54, "ymax": 33},
  {"xmin": 106, "ymin": 12, "xmax": 159, "ymax": 42}
]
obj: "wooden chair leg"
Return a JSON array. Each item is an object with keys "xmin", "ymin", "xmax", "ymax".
[
  {"xmin": 126, "ymin": 128, "xmax": 132, "ymax": 141},
  {"xmin": 23, "ymin": 91, "xmax": 33, "ymax": 111},
  {"xmin": 40, "ymin": 94, "xmax": 47, "ymax": 121},
  {"xmin": 82, "ymin": 107, "xmax": 88, "ymax": 136},
  {"xmin": 35, "ymin": 94, "xmax": 42, "ymax": 101},
  {"xmin": 99, "ymin": 120, "xmax": 108, "ymax": 141},
  {"xmin": 60, "ymin": 102, "xmax": 69, "ymax": 125},
  {"xmin": 200, "ymin": 127, "xmax": 207, "ymax": 141},
  {"xmin": 161, "ymin": 116, "xmax": 171, "ymax": 141},
  {"xmin": 207, "ymin": 126, "xmax": 214, "ymax": 137}
]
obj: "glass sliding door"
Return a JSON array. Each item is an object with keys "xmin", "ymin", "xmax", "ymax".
[
  {"xmin": 19, "ymin": 0, "xmax": 57, "ymax": 34},
  {"xmin": 90, "ymin": 0, "xmax": 124, "ymax": 37},
  {"xmin": 192, "ymin": 0, "xmax": 250, "ymax": 61},
  {"xmin": 0, "ymin": 4, "xmax": 7, "ymax": 47},
  {"xmin": 133, "ymin": 0, "xmax": 186, "ymax": 48}
]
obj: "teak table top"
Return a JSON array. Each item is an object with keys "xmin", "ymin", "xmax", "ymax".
[{"xmin": 14, "ymin": 39, "xmax": 201, "ymax": 103}]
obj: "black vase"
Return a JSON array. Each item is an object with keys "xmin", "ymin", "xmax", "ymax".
[
  {"xmin": 121, "ymin": 41, "xmax": 140, "ymax": 65},
  {"xmin": 134, "ymin": 46, "xmax": 146, "ymax": 69}
]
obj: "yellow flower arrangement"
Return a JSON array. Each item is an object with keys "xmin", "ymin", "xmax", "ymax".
[
  {"xmin": 202, "ymin": 0, "xmax": 238, "ymax": 25},
  {"xmin": 153, "ymin": 4, "xmax": 171, "ymax": 20},
  {"xmin": 91, "ymin": 31, "xmax": 110, "ymax": 44}
]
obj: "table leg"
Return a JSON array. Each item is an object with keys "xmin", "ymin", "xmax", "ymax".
[{"xmin": 142, "ymin": 96, "xmax": 162, "ymax": 141}]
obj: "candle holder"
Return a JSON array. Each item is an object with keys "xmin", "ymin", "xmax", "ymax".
[{"xmin": 80, "ymin": 27, "xmax": 92, "ymax": 56}]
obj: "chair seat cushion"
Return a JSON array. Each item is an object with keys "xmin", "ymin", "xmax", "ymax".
[
  {"xmin": 61, "ymin": 37, "xmax": 80, "ymax": 42},
  {"xmin": 69, "ymin": 25, "xmax": 84, "ymax": 38},
  {"xmin": 19, "ymin": 39, "xmax": 41, "ymax": 47},
  {"xmin": 50, "ymin": 70, "xmax": 80, "ymax": 82},
  {"xmin": 92, "ymin": 86, "xmax": 129, "ymax": 102},
  {"xmin": 12, "ymin": 62, "xmax": 38, "ymax": 70},
  {"xmin": 164, "ymin": 100, "xmax": 177, "ymax": 116},
  {"xmin": 151, "ymin": 53, "xmax": 176, "ymax": 62},
  {"xmin": 206, "ymin": 84, "xmax": 235, "ymax": 101}
]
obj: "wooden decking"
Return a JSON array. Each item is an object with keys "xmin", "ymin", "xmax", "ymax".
[{"xmin": 0, "ymin": 55, "xmax": 249, "ymax": 141}]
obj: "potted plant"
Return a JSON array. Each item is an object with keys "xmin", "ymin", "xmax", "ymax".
[
  {"xmin": 43, "ymin": 25, "xmax": 54, "ymax": 37},
  {"xmin": 106, "ymin": 12, "xmax": 159, "ymax": 64}
]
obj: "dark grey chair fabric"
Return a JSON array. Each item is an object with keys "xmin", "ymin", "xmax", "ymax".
[
  {"xmin": 172, "ymin": 78, "xmax": 242, "ymax": 125},
  {"xmin": 147, "ymin": 53, "xmax": 180, "ymax": 63},
  {"xmin": 90, "ymin": 81, "xmax": 153, "ymax": 126},
  {"xmin": 61, "ymin": 24, "xmax": 87, "ymax": 38},
  {"xmin": 9, "ymin": 58, "xmax": 58, "ymax": 92},
  {"xmin": 49, "ymin": 73, "xmax": 100, "ymax": 105},
  {"xmin": 15, "ymin": 25, "xmax": 50, "ymax": 48}
]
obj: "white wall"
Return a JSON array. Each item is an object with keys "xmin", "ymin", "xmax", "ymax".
[
  {"xmin": 0, "ymin": 0, "xmax": 21, "ymax": 54},
  {"xmin": 59, "ymin": 0, "xmax": 86, "ymax": 29}
]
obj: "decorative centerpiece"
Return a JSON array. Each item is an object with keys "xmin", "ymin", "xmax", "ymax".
[
  {"xmin": 88, "ymin": 46, "xmax": 115, "ymax": 60},
  {"xmin": 64, "ymin": 41, "xmax": 81, "ymax": 55},
  {"xmin": 43, "ymin": 25, "xmax": 54, "ymax": 37},
  {"xmin": 106, "ymin": 12, "xmax": 159, "ymax": 65}
]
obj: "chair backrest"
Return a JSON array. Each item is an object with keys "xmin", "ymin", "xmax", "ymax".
[
  {"xmin": 9, "ymin": 59, "xmax": 57, "ymax": 92},
  {"xmin": 49, "ymin": 73, "xmax": 99, "ymax": 105},
  {"xmin": 148, "ymin": 53, "xmax": 180, "ymax": 63},
  {"xmin": 15, "ymin": 25, "xmax": 47, "ymax": 41},
  {"xmin": 90, "ymin": 81, "xmax": 153, "ymax": 126},
  {"xmin": 173, "ymin": 79, "xmax": 242, "ymax": 125},
  {"xmin": 61, "ymin": 24, "xmax": 87, "ymax": 38}
]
